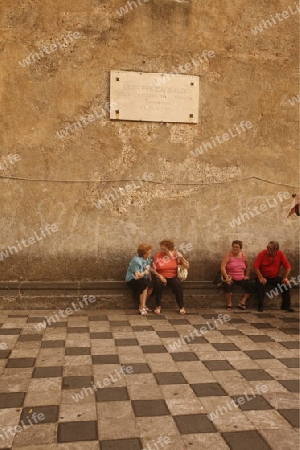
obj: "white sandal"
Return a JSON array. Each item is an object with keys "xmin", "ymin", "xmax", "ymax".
[
  {"xmin": 139, "ymin": 308, "xmax": 148, "ymax": 316},
  {"xmin": 179, "ymin": 308, "xmax": 186, "ymax": 315}
]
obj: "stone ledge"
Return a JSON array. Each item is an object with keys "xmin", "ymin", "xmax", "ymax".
[
  {"xmin": 0, "ymin": 281, "xmax": 216, "ymax": 290},
  {"xmin": 0, "ymin": 281, "xmax": 298, "ymax": 310}
]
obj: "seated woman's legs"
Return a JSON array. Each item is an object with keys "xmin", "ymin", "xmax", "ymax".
[
  {"xmin": 127, "ymin": 279, "xmax": 149, "ymax": 315},
  {"xmin": 237, "ymin": 279, "xmax": 256, "ymax": 309},
  {"xmin": 154, "ymin": 276, "xmax": 164, "ymax": 313},
  {"xmin": 233, "ymin": 280, "xmax": 250, "ymax": 309},
  {"xmin": 139, "ymin": 286, "xmax": 148, "ymax": 313},
  {"xmin": 222, "ymin": 281, "xmax": 234, "ymax": 310},
  {"xmin": 167, "ymin": 277, "xmax": 184, "ymax": 310}
]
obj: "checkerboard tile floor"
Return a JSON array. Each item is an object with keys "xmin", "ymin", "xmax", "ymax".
[{"xmin": 0, "ymin": 308, "xmax": 299, "ymax": 449}]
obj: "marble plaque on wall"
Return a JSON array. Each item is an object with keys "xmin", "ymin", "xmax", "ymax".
[{"xmin": 110, "ymin": 70, "xmax": 199, "ymax": 123}]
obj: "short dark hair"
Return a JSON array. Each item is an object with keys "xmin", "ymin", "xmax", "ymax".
[
  {"xmin": 160, "ymin": 239, "xmax": 174, "ymax": 250},
  {"xmin": 232, "ymin": 240, "xmax": 242, "ymax": 249},
  {"xmin": 268, "ymin": 240, "xmax": 279, "ymax": 250}
]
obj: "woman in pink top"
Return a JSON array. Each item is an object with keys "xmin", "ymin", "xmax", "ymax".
[
  {"xmin": 220, "ymin": 240, "xmax": 255, "ymax": 311},
  {"xmin": 151, "ymin": 239, "xmax": 189, "ymax": 315}
]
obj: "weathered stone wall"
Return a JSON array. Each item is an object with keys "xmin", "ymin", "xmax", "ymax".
[{"xmin": 0, "ymin": 0, "xmax": 299, "ymax": 281}]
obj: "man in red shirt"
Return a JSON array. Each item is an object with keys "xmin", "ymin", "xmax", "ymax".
[{"xmin": 253, "ymin": 241, "xmax": 294, "ymax": 312}]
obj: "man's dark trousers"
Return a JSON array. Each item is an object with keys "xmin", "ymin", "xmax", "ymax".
[{"xmin": 256, "ymin": 276, "xmax": 291, "ymax": 310}]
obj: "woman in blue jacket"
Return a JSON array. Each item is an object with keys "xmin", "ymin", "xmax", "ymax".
[{"xmin": 125, "ymin": 244, "xmax": 153, "ymax": 315}]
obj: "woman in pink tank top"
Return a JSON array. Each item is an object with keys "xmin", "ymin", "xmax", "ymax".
[{"xmin": 220, "ymin": 240, "xmax": 255, "ymax": 311}]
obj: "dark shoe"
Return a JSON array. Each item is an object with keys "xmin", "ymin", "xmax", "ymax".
[
  {"xmin": 258, "ymin": 307, "xmax": 264, "ymax": 312},
  {"xmin": 282, "ymin": 308, "xmax": 295, "ymax": 312}
]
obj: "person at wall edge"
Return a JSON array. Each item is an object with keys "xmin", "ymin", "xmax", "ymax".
[{"xmin": 253, "ymin": 240, "xmax": 294, "ymax": 312}]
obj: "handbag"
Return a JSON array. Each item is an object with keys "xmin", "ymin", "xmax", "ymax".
[
  {"xmin": 177, "ymin": 265, "xmax": 188, "ymax": 281},
  {"xmin": 212, "ymin": 270, "xmax": 225, "ymax": 288}
]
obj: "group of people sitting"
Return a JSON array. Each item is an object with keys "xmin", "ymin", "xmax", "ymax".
[
  {"xmin": 125, "ymin": 239, "xmax": 189, "ymax": 316},
  {"xmin": 220, "ymin": 240, "xmax": 294, "ymax": 312},
  {"xmin": 125, "ymin": 239, "xmax": 295, "ymax": 315}
]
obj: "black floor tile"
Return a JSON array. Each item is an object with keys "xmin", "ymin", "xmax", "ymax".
[
  {"xmin": 65, "ymin": 347, "xmax": 91, "ymax": 356},
  {"xmin": 0, "ymin": 392, "xmax": 25, "ymax": 408},
  {"xmin": 239, "ymin": 370, "xmax": 273, "ymax": 381},
  {"xmin": 48, "ymin": 322, "xmax": 68, "ymax": 328},
  {"xmin": 33, "ymin": 366, "xmax": 63, "ymax": 378},
  {"xmin": 222, "ymin": 430, "xmax": 271, "ymax": 450},
  {"xmin": 191, "ymin": 383, "xmax": 227, "ymax": 397},
  {"xmin": 0, "ymin": 350, "xmax": 11, "ymax": 359},
  {"xmin": 202, "ymin": 360, "xmax": 234, "ymax": 371},
  {"xmin": 132, "ymin": 400, "xmax": 170, "ymax": 417},
  {"xmin": 8, "ymin": 315, "xmax": 28, "ymax": 318},
  {"xmin": 220, "ymin": 330, "xmax": 243, "ymax": 336},
  {"xmin": 90, "ymin": 332, "xmax": 113, "ymax": 339},
  {"xmin": 62, "ymin": 376, "xmax": 94, "ymax": 389},
  {"xmin": 281, "ymin": 317, "xmax": 299, "ymax": 323},
  {"xmin": 212, "ymin": 343, "xmax": 240, "ymax": 351},
  {"xmin": 252, "ymin": 313, "xmax": 275, "ymax": 318},
  {"xmin": 0, "ymin": 328, "xmax": 21, "ymax": 335},
  {"xmin": 89, "ymin": 316, "xmax": 107, "ymax": 321},
  {"xmin": 171, "ymin": 352, "xmax": 198, "ymax": 361},
  {"xmin": 141, "ymin": 345, "xmax": 167, "ymax": 353},
  {"xmin": 251, "ymin": 323, "xmax": 275, "ymax": 329},
  {"xmin": 278, "ymin": 380, "xmax": 300, "ymax": 393},
  {"xmin": 231, "ymin": 395, "xmax": 273, "ymax": 411},
  {"xmin": 278, "ymin": 409, "xmax": 300, "ymax": 428},
  {"xmin": 244, "ymin": 350, "xmax": 275, "ymax": 360},
  {"xmin": 115, "ymin": 339, "xmax": 139, "ymax": 346},
  {"xmin": 188, "ymin": 336, "xmax": 208, "ymax": 343},
  {"xmin": 127, "ymin": 363, "xmax": 151, "ymax": 374},
  {"xmin": 58, "ymin": 421, "xmax": 98, "ymax": 442},
  {"xmin": 132, "ymin": 326, "xmax": 154, "ymax": 331},
  {"xmin": 174, "ymin": 414, "xmax": 216, "ymax": 434},
  {"xmin": 229, "ymin": 318, "xmax": 247, "ymax": 324},
  {"xmin": 92, "ymin": 355, "xmax": 119, "ymax": 364},
  {"xmin": 279, "ymin": 341, "xmax": 300, "ymax": 349},
  {"xmin": 18, "ymin": 334, "xmax": 43, "ymax": 342},
  {"xmin": 279, "ymin": 327, "xmax": 299, "ymax": 335},
  {"xmin": 20, "ymin": 405, "xmax": 59, "ymax": 424},
  {"xmin": 27, "ymin": 317, "xmax": 48, "ymax": 323},
  {"xmin": 41, "ymin": 340, "xmax": 65, "ymax": 348},
  {"xmin": 100, "ymin": 438, "xmax": 142, "ymax": 450},
  {"xmin": 168, "ymin": 319, "xmax": 190, "ymax": 325},
  {"xmin": 6, "ymin": 358, "xmax": 36, "ymax": 368},
  {"xmin": 201, "ymin": 314, "xmax": 220, "ymax": 319},
  {"xmin": 247, "ymin": 335, "xmax": 275, "ymax": 343},
  {"xmin": 279, "ymin": 358, "xmax": 300, "ymax": 368}
]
